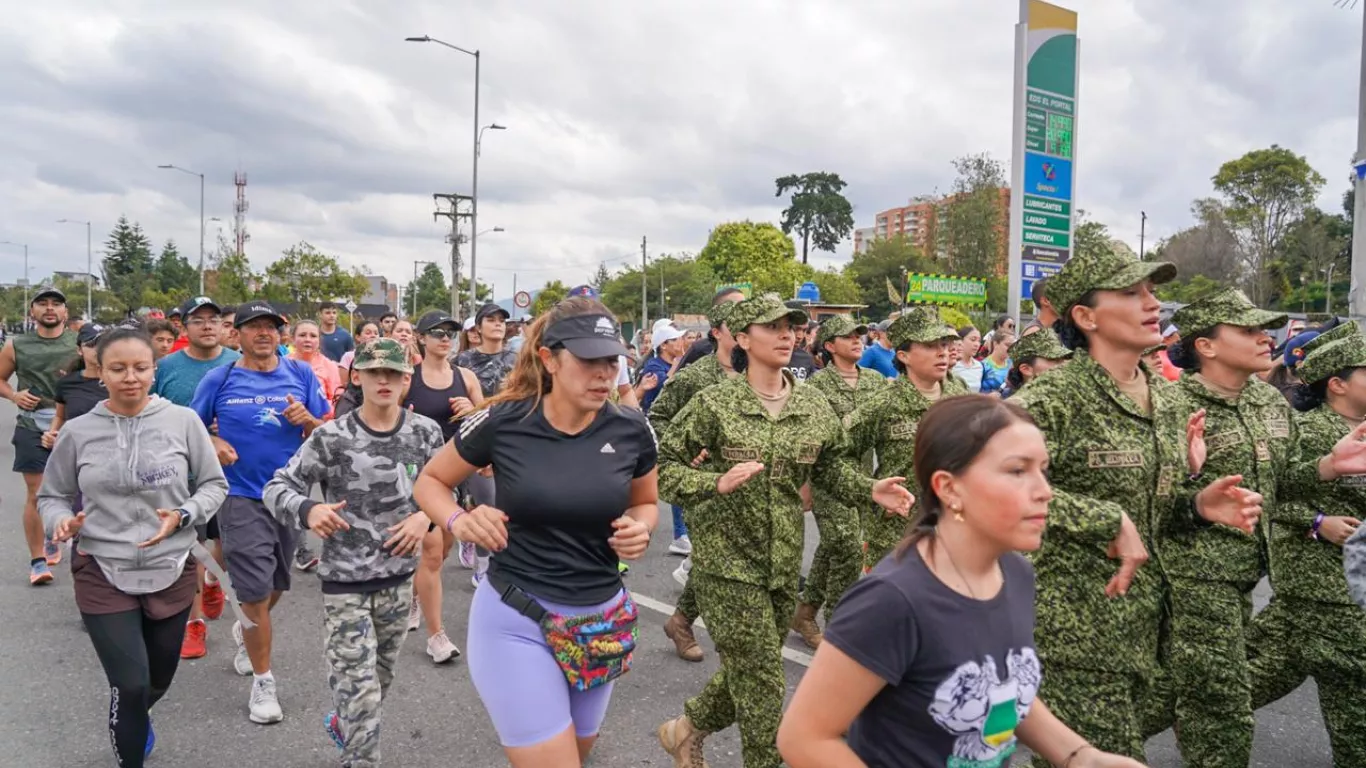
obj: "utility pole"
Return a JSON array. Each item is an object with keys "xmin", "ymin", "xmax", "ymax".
[
  {"xmin": 1139, "ymin": 211, "xmax": 1148, "ymax": 260},
  {"xmin": 1351, "ymin": 3, "xmax": 1366, "ymax": 327},
  {"xmin": 432, "ymin": 193, "xmax": 473, "ymax": 319},
  {"xmin": 659, "ymin": 258, "xmax": 665, "ymax": 318},
  {"xmin": 640, "ymin": 236, "xmax": 648, "ymax": 334}
]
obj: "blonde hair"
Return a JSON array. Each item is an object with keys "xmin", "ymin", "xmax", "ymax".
[{"xmin": 487, "ymin": 297, "xmax": 616, "ymax": 410}]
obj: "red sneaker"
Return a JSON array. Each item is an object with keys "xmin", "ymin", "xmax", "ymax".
[
  {"xmin": 202, "ymin": 581, "xmax": 225, "ymax": 620},
  {"xmin": 181, "ymin": 619, "xmax": 207, "ymax": 659}
]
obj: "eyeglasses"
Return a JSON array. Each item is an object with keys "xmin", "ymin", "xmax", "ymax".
[{"xmin": 425, "ymin": 329, "xmax": 456, "ymax": 341}]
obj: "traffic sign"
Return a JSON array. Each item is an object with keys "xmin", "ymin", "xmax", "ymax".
[
  {"xmin": 514, "ymin": 291, "xmax": 532, "ymax": 309},
  {"xmin": 344, "ymin": 300, "xmax": 357, "ymax": 313}
]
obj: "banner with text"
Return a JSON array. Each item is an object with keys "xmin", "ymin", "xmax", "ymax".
[{"xmin": 906, "ymin": 274, "xmax": 989, "ymax": 306}]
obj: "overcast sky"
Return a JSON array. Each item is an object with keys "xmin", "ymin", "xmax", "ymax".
[{"xmin": 1, "ymin": 0, "xmax": 1361, "ymax": 303}]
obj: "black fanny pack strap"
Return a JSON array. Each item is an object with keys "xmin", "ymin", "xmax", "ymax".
[{"xmin": 489, "ymin": 573, "xmax": 549, "ymax": 624}]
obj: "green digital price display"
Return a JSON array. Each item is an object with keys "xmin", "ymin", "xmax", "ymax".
[{"xmin": 1046, "ymin": 113, "xmax": 1073, "ymax": 159}]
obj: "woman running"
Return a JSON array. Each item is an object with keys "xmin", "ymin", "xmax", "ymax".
[
  {"xmin": 979, "ymin": 330, "xmax": 1013, "ymax": 395},
  {"xmin": 37, "ymin": 327, "xmax": 228, "ymax": 767},
  {"xmin": 339, "ymin": 320, "xmax": 381, "ymax": 382},
  {"xmin": 778, "ymin": 395, "xmax": 1145, "ymax": 768},
  {"xmin": 414, "ymin": 297, "xmax": 657, "ymax": 767},
  {"xmin": 1001, "ymin": 329, "xmax": 1071, "ymax": 399},
  {"xmin": 404, "ymin": 310, "xmax": 484, "ymax": 665},
  {"xmin": 289, "ymin": 320, "xmax": 343, "ymax": 403},
  {"xmin": 43, "ymin": 322, "xmax": 108, "ymax": 449}
]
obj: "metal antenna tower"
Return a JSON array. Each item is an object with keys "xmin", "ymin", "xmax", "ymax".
[{"xmin": 233, "ymin": 171, "xmax": 250, "ymax": 257}]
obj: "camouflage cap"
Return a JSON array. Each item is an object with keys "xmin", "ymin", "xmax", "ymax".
[
  {"xmin": 1298, "ymin": 335, "xmax": 1366, "ymax": 385},
  {"xmin": 726, "ymin": 294, "xmax": 808, "ymax": 332},
  {"xmin": 707, "ymin": 300, "xmax": 740, "ymax": 329},
  {"xmin": 1046, "ymin": 248, "xmax": 1177, "ymax": 311},
  {"xmin": 814, "ymin": 315, "xmax": 868, "ymax": 348},
  {"xmin": 1169, "ymin": 288, "xmax": 1287, "ymax": 337},
  {"xmin": 1300, "ymin": 320, "xmax": 1360, "ymax": 357},
  {"xmin": 351, "ymin": 338, "xmax": 413, "ymax": 374},
  {"xmin": 1142, "ymin": 344, "xmax": 1168, "ymax": 356},
  {"xmin": 887, "ymin": 306, "xmax": 957, "ymax": 349},
  {"xmin": 1009, "ymin": 327, "xmax": 1073, "ymax": 362}
]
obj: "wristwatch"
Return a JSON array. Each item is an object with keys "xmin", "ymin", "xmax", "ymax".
[{"xmin": 175, "ymin": 509, "xmax": 192, "ymax": 530}]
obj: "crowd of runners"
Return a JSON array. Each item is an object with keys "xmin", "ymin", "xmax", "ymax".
[{"xmin": 12, "ymin": 244, "xmax": 1366, "ymax": 768}]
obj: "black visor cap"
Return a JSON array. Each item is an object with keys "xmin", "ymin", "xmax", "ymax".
[{"xmin": 543, "ymin": 314, "xmax": 628, "ymax": 360}]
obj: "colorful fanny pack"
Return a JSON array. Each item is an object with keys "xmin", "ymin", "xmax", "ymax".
[{"xmin": 492, "ymin": 575, "xmax": 638, "ymax": 691}]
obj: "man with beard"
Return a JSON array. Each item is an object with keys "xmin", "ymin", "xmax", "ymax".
[{"xmin": 0, "ymin": 288, "xmax": 75, "ymax": 584}]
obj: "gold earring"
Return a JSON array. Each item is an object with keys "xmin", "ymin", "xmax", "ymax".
[{"xmin": 951, "ymin": 502, "xmax": 964, "ymax": 523}]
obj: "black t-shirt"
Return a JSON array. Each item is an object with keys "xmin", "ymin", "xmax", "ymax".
[
  {"xmin": 456, "ymin": 399, "xmax": 658, "ymax": 604},
  {"xmin": 786, "ymin": 348, "xmax": 818, "ymax": 382},
  {"xmin": 677, "ymin": 337, "xmax": 715, "ymax": 371},
  {"xmin": 55, "ymin": 370, "xmax": 107, "ymax": 423},
  {"xmin": 824, "ymin": 545, "xmax": 1040, "ymax": 768},
  {"xmin": 403, "ymin": 365, "xmax": 470, "ymax": 444}
]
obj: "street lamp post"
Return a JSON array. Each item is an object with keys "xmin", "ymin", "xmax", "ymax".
[
  {"xmin": 157, "ymin": 164, "xmax": 206, "ymax": 295},
  {"xmin": 56, "ymin": 219, "xmax": 92, "ymax": 319},
  {"xmin": 0, "ymin": 241, "xmax": 29, "ymax": 309}
]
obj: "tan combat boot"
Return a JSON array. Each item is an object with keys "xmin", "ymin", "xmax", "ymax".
[
  {"xmin": 664, "ymin": 611, "xmax": 704, "ymax": 662},
  {"xmin": 658, "ymin": 714, "xmax": 710, "ymax": 768},
  {"xmin": 790, "ymin": 602, "xmax": 823, "ymax": 649}
]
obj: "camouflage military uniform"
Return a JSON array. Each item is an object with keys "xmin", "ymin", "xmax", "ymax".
[
  {"xmin": 1246, "ymin": 334, "xmax": 1366, "ymax": 768},
  {"xmin": 1001, "ymin": 328, "xmax": 1072, "ymax": 398},
  {"xmin": 262, "ymin": 339, "xmax": 445, "ymax": 767},
  {"xmin": 658, "ymin": 297, "xmax": 856, "ymax": 768},
  {"xmin": 835, "ymin": 307, "xmax": 964, "ymax": 569}
]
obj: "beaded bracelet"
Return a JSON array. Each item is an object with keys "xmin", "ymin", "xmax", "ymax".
[
  {"xmin": 444, "ymin": 506, "xmax": 467, "ymax": 534},
  {"xmin": 1311, "ymin": 512, "xmax": 1326, "ymax": 541}
]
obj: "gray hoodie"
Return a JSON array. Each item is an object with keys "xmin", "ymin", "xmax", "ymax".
[{"xmin": 38, "ymin": 397, "xmax": 228, "ymax": 579}]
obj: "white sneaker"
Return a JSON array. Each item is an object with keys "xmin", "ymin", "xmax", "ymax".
[
  {"xmin": 407, "ymin": 598, "xmax": 423, "ymax": 632},
  {"xmin": 248, "ymin": 676, "xmax": 284, "ymax": 724},
  {"xmin": 231, "ymin": 621, "xmax": 253, "ymax": 676},
  {"xmin": 673, "ymin": 557, "xmax": 692, "ymax": 587},
  {"xmin": 669, "ymin": 535, "xmax": 693, "ymax": 556},
  {"xmin": 457, "ymin": 541, "xmax": 476, "ymax": 569},
  {"xmin": 426, "ymin": 630, "xmax": 461, "ymax": 664},
  {"xmin": 471, "ymin": 555, "xmax": 489, "ymax": 589}
]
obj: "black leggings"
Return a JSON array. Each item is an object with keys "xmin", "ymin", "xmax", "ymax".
[{"xmin": 82, "ymin": 606, "xmax": 191, "ymax": 768}]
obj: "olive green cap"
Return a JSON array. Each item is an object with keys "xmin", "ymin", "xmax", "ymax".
[
  {"xmin": 1142, "ymin": 344, "xmax": 1168, "ymax": 356},
  {"xmin": 1300, "ymin": 321, "xmax": 1360, "ymax": 357},
  {"xmin": 1298, "ymin": 335, "xmax": 1366, "ymax": 385},
  {"xmin": 707, "ymin": 300, "xmax": 739, "ymax": 329},
  {"xmin": 887, "ymin": 306, "xmax": 957, "ymax": 348},
  {"xmin": 814, "ymin": 315, "xmax": 868, "ymax": 348},
  {"xmin": 1046, "ymin": 248, "xmax": 1177, "ymax": 311},
  {"xmin": 1169, "ymin": 288, "xmax": 1287, "ymax": 338},
  {"xmin": 726, "ymin": 294, "xmax": 808, "ymax": 332},
  {"xmin": 1010, "ymin": 327, "xmax": 1073, "ymax": 362},
  {"xmin": 352, "ymin": 338, "xmax": 413, "ymax": 374}
]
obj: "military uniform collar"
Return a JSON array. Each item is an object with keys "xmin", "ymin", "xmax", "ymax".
[
  {"xmin": 1179, "ymin": 371, "xmax": 1279, "ymax": 408},
  {"xmin": 732, "ymin": 369, "xmax": 817, "ymax": 420},
  {"xmin": 1075, "ymin": 349, "xmax": 1163, "ymax": 420}
]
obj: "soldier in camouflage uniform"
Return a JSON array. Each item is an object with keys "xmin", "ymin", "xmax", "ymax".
[
  {"xmin": 1011, "ymin": 249, "xmax": 1263, "ymax": 764},
  {"xmin": 837, "ymin": 306, "xmax": 967, "ymax": 569},
  {"xmin": 1246, "ymin": 330, "xmax": 1366, "ymax": 768},
  {"xmin": 263, "ymin": 339, "xmax": 446, "ymax": 767},
  {"xmin": 650, "ymin": 300, "xmax": 741, "ymax": 663},
  {"xmin": 655, "ymin": 295, "xmax": 912, "ymax": 768},
  {"xmin": 790, "ymin": 314, "xmax": 884, "ymax": 647},
  {"xmin": 1002, "ymin": 327, "xmax": 1072, "ymax": 398}
]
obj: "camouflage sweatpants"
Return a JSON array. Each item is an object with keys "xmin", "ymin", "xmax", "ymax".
[
  {"xmin": 802, "ymin": 495, "xmax": 862, "ymax": 622},
  {"xmin": 1029, "ymin": 663, "xmax": 1152, "ymax": 766},
  {"xmin": 862, "ymin": 507, "xmax": 905, "ymax": 572},
  {"xmin": 684, "ymin": 572, "xmax": 796, "ymax": 768},
  {"xmin": 323, "ymin": 582, "xmax": 413, "ymax": 768},
  {"xmin": 1247, "ymin": 596, "xmax": 1366, "ymax": 768}
]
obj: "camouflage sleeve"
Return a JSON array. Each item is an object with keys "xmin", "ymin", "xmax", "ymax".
[
  {"xmin": 1345, "ymin": 523, "xmax": 1366, "ymax": 610},
  {"xmin": 657, "ymin": 396, "xmax": 725, "ymax": 506},
  {"xmin": 262, "ymin": 426, "xmax": 331, "ymax": 531},
  {"xmin": 1275, "ymin": 411, "xmax": 1333, "ymax": 527},
  {"xmin": 1013, "ymin": 384, "xmax": 1125, "ymax": 548},
  {"xmin": 817, "ymin": 393, "xmax": 880, "ymax": 502},
  {"xmin": 646, "ymin": 371, "xmax": 692, "ymax": 435}
]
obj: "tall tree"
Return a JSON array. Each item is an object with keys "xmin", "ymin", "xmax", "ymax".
[
  {"xmin": 1150, "ymin": 198, "xmax": 1243, "ymax": 287},
  {"xmin": 942, "ymin": 153, "xmax": 1008, "ymax": 277},
  {"xmin": 599, "ymin": 255, "xmax": 718, "ymax": 323},
  {"xmin": 1213, "ymin": 145, "xmax": 1326, "ymax": 305},
  {"xmin": 262, "ymin": 242, "xmax": 370, "ymax": 315},
  {"xmin": 101, "ymin": 216, "xmax": 156, "ymax": 313},
  {"xmin": 209, "ymin": 232, "xmax": 258, "ymax": 306},
  {"xmin": 775, "ymin": 172, "xmax": 855, "ymax": 264},
  {"xmin": 533, "ymin": 280, "xmax": 569, "ymax": 315},
  {"xmin": 155, "ymin": 240, "xmax": 199, "ymax": 297},
  {"xmin": 842, "ymin": 235, "xmax": 934, "ymax": 320},
  {"xmin": 698, "ymin": 221, "xmax": 809, "ymax": 297},
  {"xmin": 405, "ymin": 262, "xmax": 450, "ymax": 316},
  {"xmin": 592, "ymin": 263, "xmax": 612, "ymax": 294},
  {"xmin": 1278, "ymin": 206, "xmax": 1351, "ymax": 313},
  {"xmin": 808, "ymin": 268, "xmax": 862, "ymax": 306}
]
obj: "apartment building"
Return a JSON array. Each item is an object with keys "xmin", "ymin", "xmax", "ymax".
[{"xmin": 856, "ymin": 189, "xmax": 1011, "ymax": 275}]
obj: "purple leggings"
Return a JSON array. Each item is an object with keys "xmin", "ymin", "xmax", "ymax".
[{"xmin": 467, "ymin": 578, "xmax": 620, "ymax": 748}]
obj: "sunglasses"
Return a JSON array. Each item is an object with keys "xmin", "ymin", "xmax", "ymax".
[{"xmin": 425, "ymin": 328, "xmax": 456, "ymax": 341}]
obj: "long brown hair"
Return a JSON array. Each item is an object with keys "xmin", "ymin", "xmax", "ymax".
[
  {"xmin": 895, "ymin": 394, "xmax": 1037, "ymax": 557},
  {"xmin": 485, "ymin": 296, "xmax": 617, "ymax": 411}
]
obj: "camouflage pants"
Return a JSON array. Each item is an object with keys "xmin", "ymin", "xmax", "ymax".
[
  {"xmin": 677, "ymin": 577, "xmax": 700, "ymax": 624},
  {"xmin": 802, "ymin": 496, "xmax": 862, "ymax": 622},
  {"xmin": 684, "ymin": 572, "xmax": 796, "ymax": 768},
  {"xmin": 323, "ymin": 582, "xmax": 413, "ymax": 768},
  {"xmin": 1247, "ymin": 596, "xmax": 1366, "ymax": 768},
  {"xmin": 862, "ymin": 507, "xmax": 906, "ymax": 572},
  {"xmin": 1029, "ymin": 663, "xmax": 1152, "ymax": 766}
]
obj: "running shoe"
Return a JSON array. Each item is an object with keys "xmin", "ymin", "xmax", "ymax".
[
  {"xmin": 668, "ymin": 535, "xmax": 692, "ymax": 556},
  {"xmin": 426, "ymin": 631, "xmax": 461, "ymax": 664},
  {"xmin": 145, "ymin": 719, "xmax": 155, "ymax": 758},
  {"xmin": 470, "ymin": 555, "xmax": 489, "ymax": 589},
  {"xmin": 44, "ymin": 540, "xmax": 62, "ymax": 567},
  {"xmin": 323, "ymin": 710, "xmax": 344, "ymax": 749},
  {"xmin": 231, "ymin": 621, "xmax": 253, "ymax": 676},
  {"xmin": 202, "ymin": 579, "xmax": 225, "ymax": 620},
  {"xmin": 181, "ymin": 618, "xmax": 208, "ymax": 659},
  {"xmin": 406, "ymin": 599, "xmax": 423, "ymax": 633},
  {"xmin": 29, "ymin": 560, "xmax": 53, "ymax": 586},
  {"xmin": 293, "ymin": 546, "xmax": 320, "ymax": 572},
  {"xmin": 457, "ymin": 541, "xmax": 476, "ymax": 569},
  {"xmin": 672, "ymin": 557, "xmax": 691, "ymax": 587},
  {"xmin": 248, "ymin": 676, "xmax": 283, "ymax": 724}
]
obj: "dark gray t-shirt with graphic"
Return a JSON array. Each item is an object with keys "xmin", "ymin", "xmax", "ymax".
[
  {"xmin": 453, "ymin": 347, "xmax": 518, "ymax": 398},
  {"xmin": 825, "ymin": 546, "xmax": 1040, "ymax": 768}
]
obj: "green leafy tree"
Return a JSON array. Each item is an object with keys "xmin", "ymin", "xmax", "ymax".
[
  {"xmin": 206, "ymin": 232, "xmax": 258, "ymax": 305},
  {"xmin": 1277, "ymin": 206, "xmax": 1350, "ymax": 313},
  {"xmin": 698, "ymin": 221, "xmax": 808, "ymax": 298},
  {"xmin": 1156, "ymin": 274, "xmax": 1225, "ymax": 304},
  {"xmin": 403, "ymin": 263, "xmax": 450, "ymax": 316},
  {"xmin": 155, "ymin": 240, "xmax": 199, "ymax": 298},
  {"xmin": 1148, "ymin": 199, "xmax": 1243, "ymax": 284},
  {"xmin": 942, "ymin": 154, "xmax": 1008, "ymax": 278},
  {"xmin": 1072, "ymin": 214, "xmax": 1113, "ymax": 261},
  {"xmin": 262, "ymin": 242, "xmax": 370, "ymax": 316},
  {"xmin": 1213, "ymin": 145, "xmax": 1326, "ymax": 304},
  {"xmin": 843, "ymin": 236, "xmax": 934, "ymax": 320},
  {"xmin": 776, "ymin": 172, "xmax": 856, "ymax": 264},
  {"xmin": 808, "ymin": 268, "xmax": 862, "ymax": 305},
  {"xmin": 592, "ymin": 263, "xmax": 612, "ymax": 294},
  {"xmin": 533, "ymin": 280, "xmax": 569, "ymax": 315},
  {"xmin": 101, "ymin": 216, "xmax": 156, "ymax": 314}
]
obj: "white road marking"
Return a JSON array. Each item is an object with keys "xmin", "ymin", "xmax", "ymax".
[{"xmin": 630, "ymin": 590, "xmax": 815, "ymax": 668}]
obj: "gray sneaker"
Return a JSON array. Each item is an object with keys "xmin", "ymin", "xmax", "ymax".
[
  {"xmin": 248, "ymin": 676, "xmax": 283, "ymax": 724},
  {"xmin": 231, "ymin": 621, "xmax": 254, "ymax": 676}
]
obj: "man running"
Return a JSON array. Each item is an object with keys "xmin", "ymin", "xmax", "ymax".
[
  {"xmin": 0, "ymin": 287, "xmax": 75, "ymax": 584},
  {"xmin": 153, "ymin": 296, "xmax": 242, "ymax": 659},
  {"xmin": 318, "ymin": 302, "xmax": 354, "ymax": 363},
  {"xmin": 191, "ymin": 301, "xmax": 331, "ymax": 724}
]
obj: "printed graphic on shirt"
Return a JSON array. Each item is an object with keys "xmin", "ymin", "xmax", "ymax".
[{"xmin": 929, "ymin": 649, "xmax": 1040, "ymax": 768}]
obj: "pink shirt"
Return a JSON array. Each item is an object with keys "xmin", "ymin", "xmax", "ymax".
[{"xmin": 290, "ymin": 351, "xmax": 343, "ymax": 406}]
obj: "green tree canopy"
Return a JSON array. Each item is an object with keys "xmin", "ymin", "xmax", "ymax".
[
  {"xmin": 942, "ymin": 153, "xmax": 1007, "ymax": 278},
  {"xmin": 842, "ymin": 236, "xmax": 934, "ymax": 320},
  {"xmin": 698, "ymin": 221, "xmax": 808, "ymax": 298},
  {"xmin": 404, "ymin": 263, "xmax": 449, "ymax": 317},
  {"xmin": 101, "ymin": 216, "xmax": 156, "ymax": 314},
  {"xmin": 809, "ymin": 268, "xmax": 862, "ymax": 306},
  {"xmin": 533, "ymin": 280, "xmax": 569, "ymax": 315},
  {"xmin": 600, "ymin": 253, "xmax": 718, "ymax": 324},
  {"xmin": 776, "ymin": 172, "xmax": 856, "ymax": 264},
  {"xmin": 155, "ymin": 239, "xmax": 198, "ymax": 298},
  {"xmin": 262, "ymin": 242, "xmax": 370, "ymax": 316}
]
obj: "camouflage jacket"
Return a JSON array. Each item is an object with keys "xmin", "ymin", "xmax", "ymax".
[
  {"xmin": 833, "ymin": 375, "xmax": 969, "ymax": 498},
  {"xmin": 646, "ymin": 354, "xmax": 730, "ymax": 436},
  {"xmin": 262, "ymin": 410, "xmax": 446, "ymax": 587},
  {"xmin": 805, "ymin": 364, "xmax": 885, "ymax": 421},
  {"xmin": 658, "ymin": 371, "xmax": 850, "ymax": 589},
  {"xmin": 1271, "ymin": 405, "xmax": 1365, "ymax": 605},
  {"xmin": 1012, "ymin": 350, "xmax": 1191, "ymax": 677}
]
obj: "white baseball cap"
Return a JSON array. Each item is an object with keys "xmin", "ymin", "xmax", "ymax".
[
  {"xmin": 463, "ymin": 317, "xmax": 476, "ymax": 331},
  {"xmin": 653, "ymin": 325, "xmax": 685, "ymax": 350},
  {"xmin": 652, "ymin": 318, "xmax": 677, "ymax": 334}
]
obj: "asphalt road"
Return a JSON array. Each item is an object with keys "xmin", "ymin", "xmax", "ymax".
[{"xmin": 0, "ymin": 402, "xmax": 1336, "ymax": 767}]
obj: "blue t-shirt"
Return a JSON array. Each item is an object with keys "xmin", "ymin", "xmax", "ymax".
[
  {"xmin": 859, "ymin": 344, "xmax": 898, "ymax": 379},
  {"xmin": 320, "ymin": 327, "xmax": 354, "ymax": 362},
  {"xmin": 191, "ymin": 358, "xmax": 331, "ymax": 499},
  {"xmin": 153, "ymin": 347, "xmax": 242, "ymax": 406},
  {"xmin": 639, "ymin": 354, "xmax": 675, "ymax": 411}
]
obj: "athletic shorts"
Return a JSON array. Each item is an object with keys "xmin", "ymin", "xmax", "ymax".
[
  {"xmin": 194, "ymin": 515, "xmax": 221, "ymax": 543},
  {"xmin": 12, "ymin": 427, "xmax": 49, "ymax": 474},
  {"xmin": 71, "ymin": 546, "xmax": 197, "ymax": 620},
  {"xmin": 218, "ymin": 496, "xmax": 296, "ymax": 604}
]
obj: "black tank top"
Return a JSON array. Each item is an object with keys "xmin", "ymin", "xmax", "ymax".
[{"xmin": 404, "ymin": 364, "xmax": 469, "ymax": 444}]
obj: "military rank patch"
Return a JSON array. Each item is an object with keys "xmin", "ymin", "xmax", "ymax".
[
  {"xmin": 721, "ymin": 446, "xmax": 762, "ymax": 462},
  {"xmin": 1087, "ymin": 451, "xmax": 1144, "ymax": 469}
]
